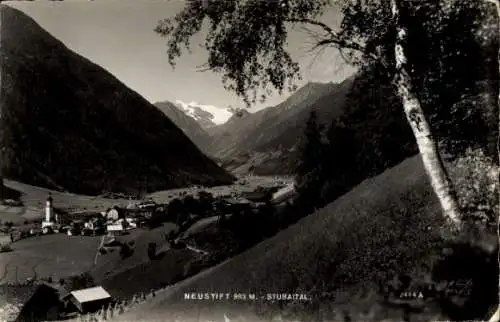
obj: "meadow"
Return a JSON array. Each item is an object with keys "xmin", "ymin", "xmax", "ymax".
[{"xmin": 108, "ymin": 155, "xmax": 498, "ymax": 322}]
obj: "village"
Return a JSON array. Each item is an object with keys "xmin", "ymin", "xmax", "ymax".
[{"xmin": 0, "ymin": 178, "xmax": 297, "ymax": 321}]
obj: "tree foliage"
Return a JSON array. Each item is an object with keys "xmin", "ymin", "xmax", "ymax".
[
  {"xmin": 158, "ymin": 0, "xmax": 497, "ymax": 170},
  {"xmin": 158, "ymin": 1, "xmax": 497, "ymax": 227},
  {"xmin": 155, "ymin": 0, "xmax": 367, "ymax": 106},
  {"xmin": 294, "ymin": 110, "xmax": 326, "ymax": 213}
]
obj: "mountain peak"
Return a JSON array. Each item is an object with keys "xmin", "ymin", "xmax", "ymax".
[
  {"xmin": 0, "ymin": 5, "xmax": 234, "ymax": 194},
  {"xmin": 174, "ymin": 100, "xmax": 234, "ymax": 128}
]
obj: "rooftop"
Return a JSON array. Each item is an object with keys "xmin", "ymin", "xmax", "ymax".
[
  {"xmin": 69, "ymin": 286, "xmax": 111, "ymax": 303},
  {"xmin": 271, "ymin": 184, "xmax": 296, "ymax": 203},
  {"xmin": 39, "ymin": 282, "xmax": 69, "ymax": 299}
]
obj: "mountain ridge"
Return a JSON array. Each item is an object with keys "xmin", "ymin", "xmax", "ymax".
[
  {"xmin": 202, "ymin": 79, "xmax": 353, "ymax": 174},
  {"xmin": 153, "ymin": 100, "xmax": 213, "ymax": 153},
  {"xmin": 174, "ymin": 100, "xmax": 233, "ymax": 129},
  {"xmin": 0, "ymin": 5, "xmax": 234, "ymax": 195},
  {"xmin": 206, "ymin": 80, "xmax": 342, "ymax": 158}
]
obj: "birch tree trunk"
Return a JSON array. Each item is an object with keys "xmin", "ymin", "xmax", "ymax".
[{"xmin": 390, "ymin": 0, "xmax": 462, "ymax": 227}]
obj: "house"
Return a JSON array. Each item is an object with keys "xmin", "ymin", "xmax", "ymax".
[
  {"xmin": 15, "ymin": 282, "xmax": 68, "ymax": 322},
  {"xmin": 106, "ymin": 223, "xmax": 124, "ymax": 235},
  {"xmin": 63, "ymin": 286, "xmax": 112, "ymax": 314},
  {"xmin": 106, "ymin": 218, "xmax": 136, "ymax": 235},
  {"xmin": 105, "ymin": 206, "xmax": 124, "ymax": 221},
  {"xmin": 137, "ymin": 200, "xmax": 157, "ymax": 209},
  {"xmin": 125, "ymin": 207, "xmax": 155, "ymax": 219},
  {"xmin": 271, "ymin": 183, "xmax": 298, "ymax": 205},
  {"xmin": 84, "ymin": 217, "xmax": 105, "ymax": 230},
  {"xmin": 223, "ymin": 198, "xmax": 252, "ymax": 210},
  {"xmin": 83, "ymin": 217, "xmax": 106, "ymax": 236},
  {"xmin": 240, "ymin": 191, "xmax": 271, "ymax": 203},
  {"xmin": 65, "ymin": 220, "xmax": 85, "ymax": 236}
]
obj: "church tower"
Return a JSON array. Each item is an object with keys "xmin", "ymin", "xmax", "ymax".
[{"xmin": 45, "ymin": 192, "xmax": 54, "ymax": 223}]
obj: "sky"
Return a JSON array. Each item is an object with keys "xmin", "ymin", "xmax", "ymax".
[{"xmin": 6, "ymin": 0, "xmax": 355, "ymax": 113}]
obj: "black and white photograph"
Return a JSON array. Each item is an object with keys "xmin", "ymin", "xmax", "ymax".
[{"xmin": 0, "ymin": 0, "xmax": 498, "ymax": 321}]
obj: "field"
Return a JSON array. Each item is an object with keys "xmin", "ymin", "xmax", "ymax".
[
  {"xmin": 0, "ymin": 234, "xmax": 101, "ymax": 284},
  {"xmin": 0, "ymin": 174, "xmax": 290, "ymax": 320},
  {"xmin": 91, "ymin": 223, "xmax": 178, "ymax": 282},
  {"xmin": 0, "ymin": 223, "xmax": 188, "ymax": 321},
  {"xmin": 110, "ymin": 155, "xmax": 498, "ymax": 322},
  {"xmin": 0, "ymin": 174, "xmax": 285, "ymax": 285},
  {"xmin": 0, "ymin": 223, "xmax": 181, "ymax": 285},
  {"xmin": 0, "ymin": 179, "xmax": 130, "ymax": 224},
  {"xmin": 100, "ymin": 248, "xmax": 195, "ymax": 300},
  {"xmin": 147, "ymin": 175, "xmax": 292, "ymax": 202},
  {"xmin": 0, "ymin": 175, "xmax": 287, "ymax": 225}
]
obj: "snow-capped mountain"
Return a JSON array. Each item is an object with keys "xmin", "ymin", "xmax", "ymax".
[{"xmin": 174, "ymin": 100, "xmax": 234, "ymax": 129}]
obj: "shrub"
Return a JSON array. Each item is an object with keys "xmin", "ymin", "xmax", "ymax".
[
  {"xmin": 147, "ymin": 242, "xmax": 157, "ymax": 260},
  {"xmin": 432, "ymin": 240, "xmax": 498, "ymax": 321},
  {"xmin": 120, "ymin": 243, "xmax": 133, "ymax": 259},
  {"xmin": 182, "ymin": 258, "xmax": 205, "ymax": 278},
  {"xmin": 197, "ymin": 190, "xmax": 214, "ymax": 201},
  {"xmin": 0, "ymin": 244, "xmax": 12, "ymax": 253},
  {"xmin": 67, "ymin": 272, "xmax": 95, "ymax": 291},
  {"xmin": 166, "ymin": 230, "xmax": 176, "ymax": 241},
  {"xmin": 448, "ymin": 148, "xmax": 499, "ymax": 224}
]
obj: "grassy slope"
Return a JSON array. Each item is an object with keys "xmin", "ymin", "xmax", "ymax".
[
  {"xmin": 111, "ymin": 155, "xmax": 454, "ymax": 322},
  {"xmin": 0, "ymin": 179, "xmax": 131, "ymax": 225},
  {"xmin": 0, "ymin": 224, "xmax": 179, "ymax": 285},
  {"xmin": 0, "ymin": 234, "xmax": 103, "ymax": 284},
  {"xmin": 91, "ymin": 224, "xmax": 177, "ymax": 283}
]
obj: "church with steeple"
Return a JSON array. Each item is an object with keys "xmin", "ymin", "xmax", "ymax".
[{"xmin": 41, "ymin": 192, "xmax": 58, "ymax": 229}]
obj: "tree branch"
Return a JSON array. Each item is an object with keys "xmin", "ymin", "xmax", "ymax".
[
  {"xmin": 286, "ymin": 17, "xmax": 380, "ymax": 62},
  {"xmin": 286, "ymin": 18, "xmax": 336, "ymax": 36}
]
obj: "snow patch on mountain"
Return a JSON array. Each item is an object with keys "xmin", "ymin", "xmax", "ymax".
[{"xmin": 174, "ymin": 100, "xmax": 234, "ymax": 127}]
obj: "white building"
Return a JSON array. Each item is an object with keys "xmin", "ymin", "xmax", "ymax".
[
  {"xmin": 41, "ymin": 193, "xmax": 57, "ymax": 230},
  {"xmin": 64, "ymin": 286, "xmax": 112, "ymax": 314},
  {"xmin": 106, "ymin": 218, "xmax": 136, "ymax": 235},
  {"xmin": 271, "ymin": 183, "xmax": 298, "ymax": 205},
  {"xmin": 106, "ymin": 207, "xmax": 121, "ymax": 221}
]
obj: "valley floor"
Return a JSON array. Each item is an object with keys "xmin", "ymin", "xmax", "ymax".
[{"xmin": 0, "ymin": 175, "xmax": 289, "ymax": 320}]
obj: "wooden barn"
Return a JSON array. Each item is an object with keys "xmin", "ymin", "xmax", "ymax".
[{"xmin": 63, "ymin": 286, "xmax": 112, "ymax": 314}]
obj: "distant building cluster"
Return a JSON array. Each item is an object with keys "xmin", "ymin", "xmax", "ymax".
[
  {"xmin": 10, "ymin": 181, "xmax": 297, "ymax": 244},
  {"xmin": 9, "ymin": 181, "xmax": 299, "ymax": 321},
  {"xmin": 34, "ymin": 194, "xmax": 161, "ymax": 238}
]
